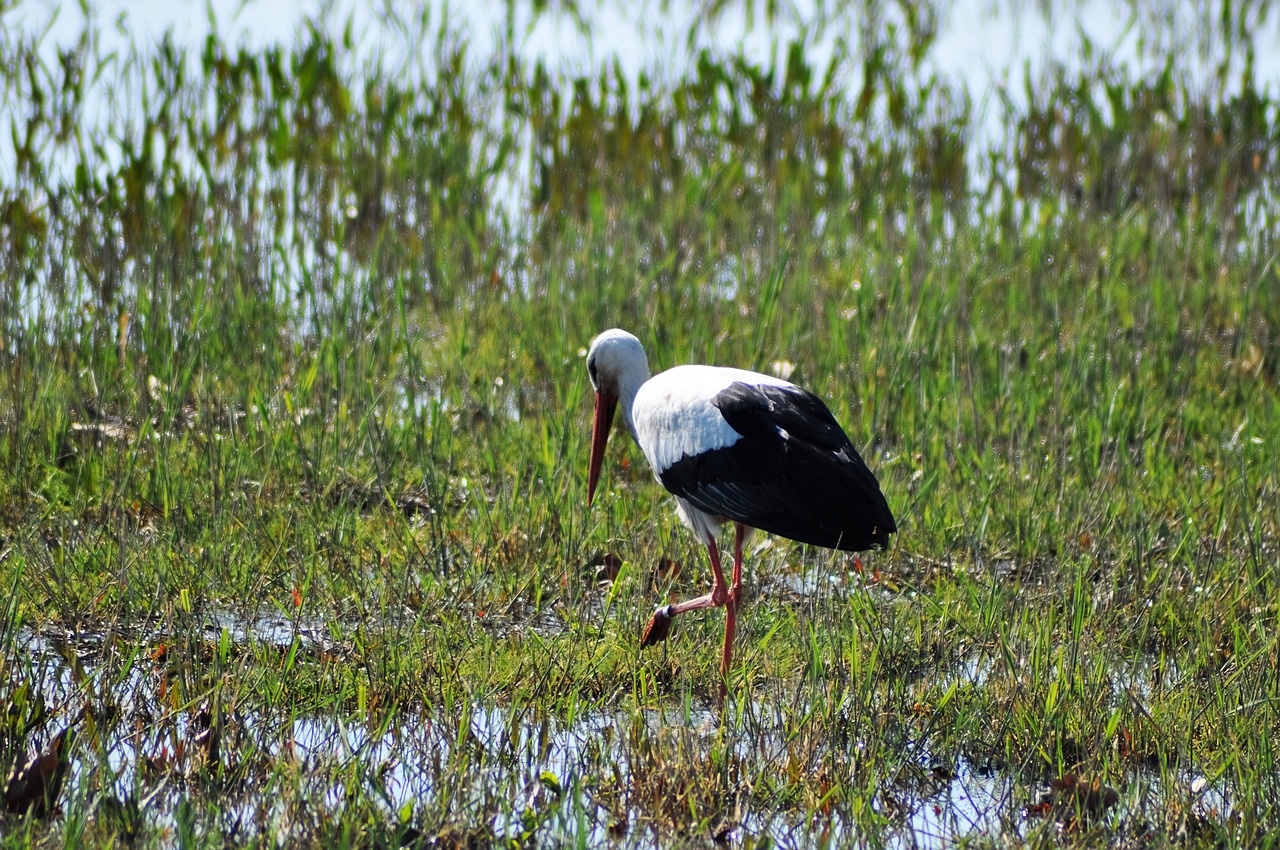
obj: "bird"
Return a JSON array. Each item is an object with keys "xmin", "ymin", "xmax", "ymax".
[{"xmin": 585, "ymin": 328, "xmax": 895, "ymax": 701}]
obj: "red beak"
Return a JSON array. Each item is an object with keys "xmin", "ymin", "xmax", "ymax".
[{"xmin": 588, "ymin": 391, "xmax": 617, "ymax": 505}]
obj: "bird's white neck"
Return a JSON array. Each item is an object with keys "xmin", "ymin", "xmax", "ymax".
[{"xmin": 615, "ymin": 363, "xmax": 649, "ymax": 442}]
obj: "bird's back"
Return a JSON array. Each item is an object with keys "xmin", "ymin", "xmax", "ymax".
[
  {"xmin": 632, "ymin": 365, "xmax": 789, "ymax": 473},
  {"xmin": 634, "ymin": 366, "xmax": 895, "ymax": 551}
]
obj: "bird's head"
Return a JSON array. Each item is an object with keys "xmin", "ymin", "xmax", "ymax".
[{"xmin": 586, "ymin": 329, "xmax": 648, "ymax": 505}]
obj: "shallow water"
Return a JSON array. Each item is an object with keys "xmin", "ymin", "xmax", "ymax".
[
  {"xmin": 2, "ymin": 618, "xmax": 1231, "ymax": 846},
  {"xmin": 6, "ymin": 0, "xmax": 1279, "ymax": 189}
]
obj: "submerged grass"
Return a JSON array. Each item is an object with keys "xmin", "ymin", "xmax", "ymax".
[{"xmin": 2, "ymin": 0, "xmax": 1280, "ymax": 846}]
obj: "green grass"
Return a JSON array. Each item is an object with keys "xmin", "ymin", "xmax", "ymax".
[{"xmin": 2, "ymin": 1, "xmax": 1280, "ymax": 846}]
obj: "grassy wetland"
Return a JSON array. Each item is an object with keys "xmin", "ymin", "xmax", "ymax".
[{"xmin": 2, "ymin": 0, "xmax": 1279, "ymax": 845}]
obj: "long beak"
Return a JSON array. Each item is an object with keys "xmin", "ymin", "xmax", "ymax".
[{"xmin": 588, "ymin": 391, "xmax": 617, "ymax": 505}]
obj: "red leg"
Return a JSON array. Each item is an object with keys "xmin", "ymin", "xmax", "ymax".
[
  {"xmin": 718, "ymin": 523, "xmax": 749, "ymax": 702},
  {"xmin": 640, "ymin": 537, "xmax": 729, "ymax": 646},
  {"xmin": 720, "ymin": 590, "xmax": 737, "ymax": 703},
  {"xmin": 731, "ymin": 523, "xmax": 747, "ymax": 599},
  {"xmin": 641, "ymin": 531, "xmax": 749, "ymax": 708}
]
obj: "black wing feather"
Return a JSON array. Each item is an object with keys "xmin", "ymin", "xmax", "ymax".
[{"xmin": 658, "ymin": 382, "xmax": 895, "ymax": 550}]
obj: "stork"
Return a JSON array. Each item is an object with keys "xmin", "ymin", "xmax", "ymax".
[{"xmin": 586, "ymin": 328, "xmax": 895, "ymax": 701}]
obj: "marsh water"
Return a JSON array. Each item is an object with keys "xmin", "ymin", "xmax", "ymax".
[{"xmin": 8, "ymin": 597, "xmax": 1227, "ymax": 846}]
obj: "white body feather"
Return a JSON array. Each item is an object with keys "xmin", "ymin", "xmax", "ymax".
[
  {"xmin": 633, "ymin": 365, "xmax": 792, "ymax": 476},
  {"xmin": 632, "ymin": 365, "xmax": 793, "ymax": 543}
]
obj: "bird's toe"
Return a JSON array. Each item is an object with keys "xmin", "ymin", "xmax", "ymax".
[{"xmin": 640, "ymin": 606, "xmax": 674, "ymax": 647}]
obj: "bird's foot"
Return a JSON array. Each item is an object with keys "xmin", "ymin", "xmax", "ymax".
[{"xmin": 640, "ymin": 606, "xmax": 674, "ymax": 647}]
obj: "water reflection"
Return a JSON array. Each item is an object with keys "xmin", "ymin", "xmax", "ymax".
[
  {"xmin": 7, "ymin": 0, "xmax": 1280, "ymax": 191},
  {"xmin": 1, "ymin": 621, "xmax": 1235, "ymax": 847}
]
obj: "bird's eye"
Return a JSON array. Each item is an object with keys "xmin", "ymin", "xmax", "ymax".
[{"xmin": 588, "ymin": 360, "xmax": 598, "ymax": 385}]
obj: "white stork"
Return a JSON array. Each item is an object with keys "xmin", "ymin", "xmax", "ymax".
[{"xmin": 586, "ymin": 328, "xmax": 895, "ymax": 700}]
